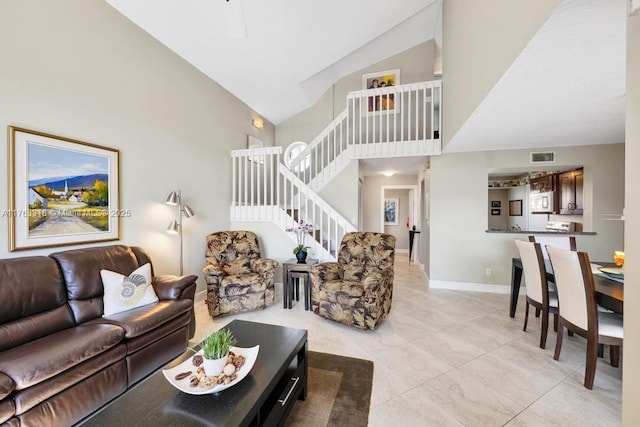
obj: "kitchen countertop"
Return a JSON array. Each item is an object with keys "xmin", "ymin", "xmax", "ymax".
[{"xmin": 486, "ymin": 230, "xmax": 597, "ymax": 235}]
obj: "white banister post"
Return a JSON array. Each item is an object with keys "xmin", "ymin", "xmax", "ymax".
[
  {"xmin": 232, "ymin": 154, "xmax": 236, "ymax": 212},
  {"xmin": 430, "ymin": 85, "xmax": 434, "ymax": 140},
  {"xmin": 401, "ymin": 88, "xmax": 405, "ymax": 142},
  {"xmin": 263, "ymin": 151, "xmax": 267, "ymax": 216},
  {"xmin": 415, "ymin": 85, "xmax": 419, "ymax": 143},
  {"xmin": 276, "ymin": 157, "xmax": 281, "ymax": 220}
]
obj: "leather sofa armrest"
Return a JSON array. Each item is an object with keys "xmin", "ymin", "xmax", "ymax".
[
  {"xmin": 152, "ymin": 274, "xmax": 198, "ymax": 300},
  {"xmin": 0, "ymin": 372, "xmax": 15, "ymax": 400},
  {"xmin": 250, "ymin": 258, "xmax": 278, "ymax": 274},
  {"xmin": 152, "ymin": 275, "xmax": 197, "ymax": 339}
]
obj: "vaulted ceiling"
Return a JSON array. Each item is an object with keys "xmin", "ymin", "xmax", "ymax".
[
  {"xmin": 105, "ymin": 0, "xmax": 626, "ymax": 162},
  {"xmin": 105, "ymin": 0, "xmax": 442, "ymax": 125}
]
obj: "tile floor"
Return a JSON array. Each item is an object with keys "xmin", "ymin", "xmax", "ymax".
[{"xmin": 191, "ymin": 253, "xmax": 622, "ymax": 426}]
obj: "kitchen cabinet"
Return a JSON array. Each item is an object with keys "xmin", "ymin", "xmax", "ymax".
[
  {"xmin": 559, "ymin": 169, "xmax": 583, "ymax": 214},
  {"xmin": 529, "ymin": 174, "xmax": 556, "ymax": 193}
]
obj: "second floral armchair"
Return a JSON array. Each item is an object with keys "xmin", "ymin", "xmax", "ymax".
[
  {"xmin": 202, "ymin": 231, "xmax": 278, "ymax": 317},
  {"xmin": 310, "ymin": 232, "xmax": 396, "ymax": 330}
]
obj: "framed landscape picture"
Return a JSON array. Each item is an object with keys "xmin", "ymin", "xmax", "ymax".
[
  {"xmin": 362, "ymin": 69, "xmax": 400, "ymax": 115},
  {"xmin": 384, "ymin": 198, "xmax": 399, "ymax": 225},
  {"xmin": 8, "ymin": 126, "xmax": 120, "ymax": 251}
]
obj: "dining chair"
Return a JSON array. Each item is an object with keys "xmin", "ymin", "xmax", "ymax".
[
  {"xmin": 546, "ymin": 246, "xmax": 623, "ymax": 389},
  {"xmin": 528, "ymin": 235, "xmax": 576, "ymax": 259},
  {"xmin": 514, "ymin": 239, "xmax": 558, "ymax": 349},
  {"xmin": 528, "ymin": 235, "xmax": 577, "ymax": 321}
]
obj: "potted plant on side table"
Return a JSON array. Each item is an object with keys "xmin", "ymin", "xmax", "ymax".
[{"xmin": 286, "ymin": 219, "xmax": 313, "ymax": 263}]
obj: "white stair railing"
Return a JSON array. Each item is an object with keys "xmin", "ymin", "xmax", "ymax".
[
  {"xmin": 230, "ymin": 80, "xmax": 442, "ymax": 260},
  {"xmin": 289, "ymin": 80, "xmax": 441, "ymax": 190},
  {"xmin": 278, "ymin": 164, "xmax": 356, "ymax": 260},
  {"xmin": 230, "ymin": 147, "xmax": 356, "ymax": 261},
  {"xmin": 230, "ymin": 147, "xmax": 282, "ymax": 222}
]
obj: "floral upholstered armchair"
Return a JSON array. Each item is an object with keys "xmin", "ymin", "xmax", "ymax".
[
  {"xmin": 310, "ymin": 232, "xmax": 396, "ymax": 330},
  {"xmin": 202, "ymin": 231, "xmax": 278, "ymax": 317}
]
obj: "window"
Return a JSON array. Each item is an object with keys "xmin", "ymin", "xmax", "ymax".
[{"xmin": 284, "ymin": 141, "xmax": 310, "ymax": 172}]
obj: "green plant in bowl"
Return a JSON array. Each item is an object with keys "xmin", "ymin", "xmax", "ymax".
[{"xmin": 200, "ymin": 329, "xmax": 237, "ymax": 360}]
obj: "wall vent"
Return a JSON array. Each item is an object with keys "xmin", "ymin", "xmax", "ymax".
[{"xmin": 530, "ymin": 151, "xmax": 556, "ymax": 164}]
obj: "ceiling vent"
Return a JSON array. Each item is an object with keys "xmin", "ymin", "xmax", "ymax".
[{"xmin": 530, "ymin": 151, "xmax": 556, "ymax": 164}]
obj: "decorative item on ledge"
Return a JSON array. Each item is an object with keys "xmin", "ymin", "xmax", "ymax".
[
  {"xmin": 165, "ymin": 190, "xmax": 195, "ymax": 275},
  {"xmin": 488, "ymin": 176, "xmax": 530, "ymax": 188},
  {"xmin": 286, "ymin": 219, "xmax": 313, "ymax": 263}
]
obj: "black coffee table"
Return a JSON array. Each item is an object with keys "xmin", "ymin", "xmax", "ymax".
[{"xmin": 78, "ymin": 320, "xmax": 308, "ymax": 426}]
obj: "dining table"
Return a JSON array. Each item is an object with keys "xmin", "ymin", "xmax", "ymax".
[{"xmin": 509, "ymin": 257, "xmax": 624, "ymax": 317}]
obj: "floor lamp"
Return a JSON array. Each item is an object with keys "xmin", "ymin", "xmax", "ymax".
[{"xmin": 166, "ymin": 190, "xmax": 194, "ymax": 275}]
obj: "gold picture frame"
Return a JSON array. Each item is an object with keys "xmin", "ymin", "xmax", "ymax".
[{"xmin": 8, "ymin": 126, "xmax": 121, "ymax": 251}]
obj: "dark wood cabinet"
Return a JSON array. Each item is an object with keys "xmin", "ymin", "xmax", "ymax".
[{"xmin": 559, "ymin": 168, "xmax": 583, "ymax": 214}]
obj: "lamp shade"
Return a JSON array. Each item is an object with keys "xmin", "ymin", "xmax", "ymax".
[
  {"xmin": 166, "ymin": 191, "xmax": 178, "ymax": 205},
  {"xmin": 166, "ymin": 220, "xmax": 179, "ymax": 234},
  {"xmin": 183, "ymin": 205, "xmax": 195, "ymax": 218}
]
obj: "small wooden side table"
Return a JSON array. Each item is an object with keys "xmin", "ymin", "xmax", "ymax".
[{"xmin": 283, "ymin": 258, "xmax": 319, "ymax": 310}]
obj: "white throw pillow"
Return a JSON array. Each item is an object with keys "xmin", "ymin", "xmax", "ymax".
[{"xmin": 101, "ymin": 263, "xmax": 158, "ymax": 316}]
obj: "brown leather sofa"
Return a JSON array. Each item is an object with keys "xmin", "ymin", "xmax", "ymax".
[{"xmin": 0, "ymin": 245, "xmax": 197, "ymax": 427}]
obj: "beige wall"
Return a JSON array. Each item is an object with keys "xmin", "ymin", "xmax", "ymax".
[
  {"xmin": 419, "ymin": 170, "xmax": 431, "ymax": 273},
  {"xmin": 0, "ymin": 0, "xmax": 275, "ymax": 293},
  {"xmin": 623, "ymin": 10, "xmax": 640, "ymax": 426},
  {"xmin": 487, "ymin": 189, "xmax": 508, "ymax": 230},
  {"xmin": 442, "ymin": 0, "xmax": 559, "ymax": 147},
  {"xmin": 317, "ymin": 161, "xmax": 359, "ymax": 227},
  {"xmin": 274, "ymin": 89, "xmax": 334, "ymax": 152},
  {"xmin": 430, "ymin": 144, "xmax": 624, "ymax": 286}
]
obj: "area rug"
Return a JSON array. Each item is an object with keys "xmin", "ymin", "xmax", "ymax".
[{"xmin": 285, "ymin": 351, "xmax": 374, "ymax": 427}]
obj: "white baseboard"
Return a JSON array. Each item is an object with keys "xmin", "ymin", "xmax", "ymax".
[
  {"xmin": 396, "ymin": 249, "xmax": 409, "ymax": 254},
  {"xmin": 428, "ymin": 280, "xmax": 511, "ymax": 294}
]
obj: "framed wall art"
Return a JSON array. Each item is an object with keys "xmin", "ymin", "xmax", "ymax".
[
  {"xmin": 491, "ymin": 201, "xmax": 501, "ymax": 208},
  {"xmin": 509, "ymin": 199, "xmax": 523, "ymax": 216},
  {"xmin": 362, "ymin": 69, "xmax": 400, "ymax": 115},
  {"xmin": 491, "ymin": 209, "xmax": 501, "ymax": 216},
  {"xmin": 384, "ymin": 198, "xmax": 399, "ymax": 225},
  {"xmin": 8, "ymin": 126, "xmax": 120, "ymax": 251}
]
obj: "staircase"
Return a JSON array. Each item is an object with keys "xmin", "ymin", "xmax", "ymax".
[{"xmin": 230, "ymin": 80, "xmax": 442, "ymax": 261}]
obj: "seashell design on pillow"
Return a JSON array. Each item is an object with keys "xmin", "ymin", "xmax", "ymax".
[
  {"xmin": 121, "ymin": 273, "xmax": 150, "ymax": 305},
  {"xmin": 101, "ymin": 263, "xmax": 158, "ymax": 316}
]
